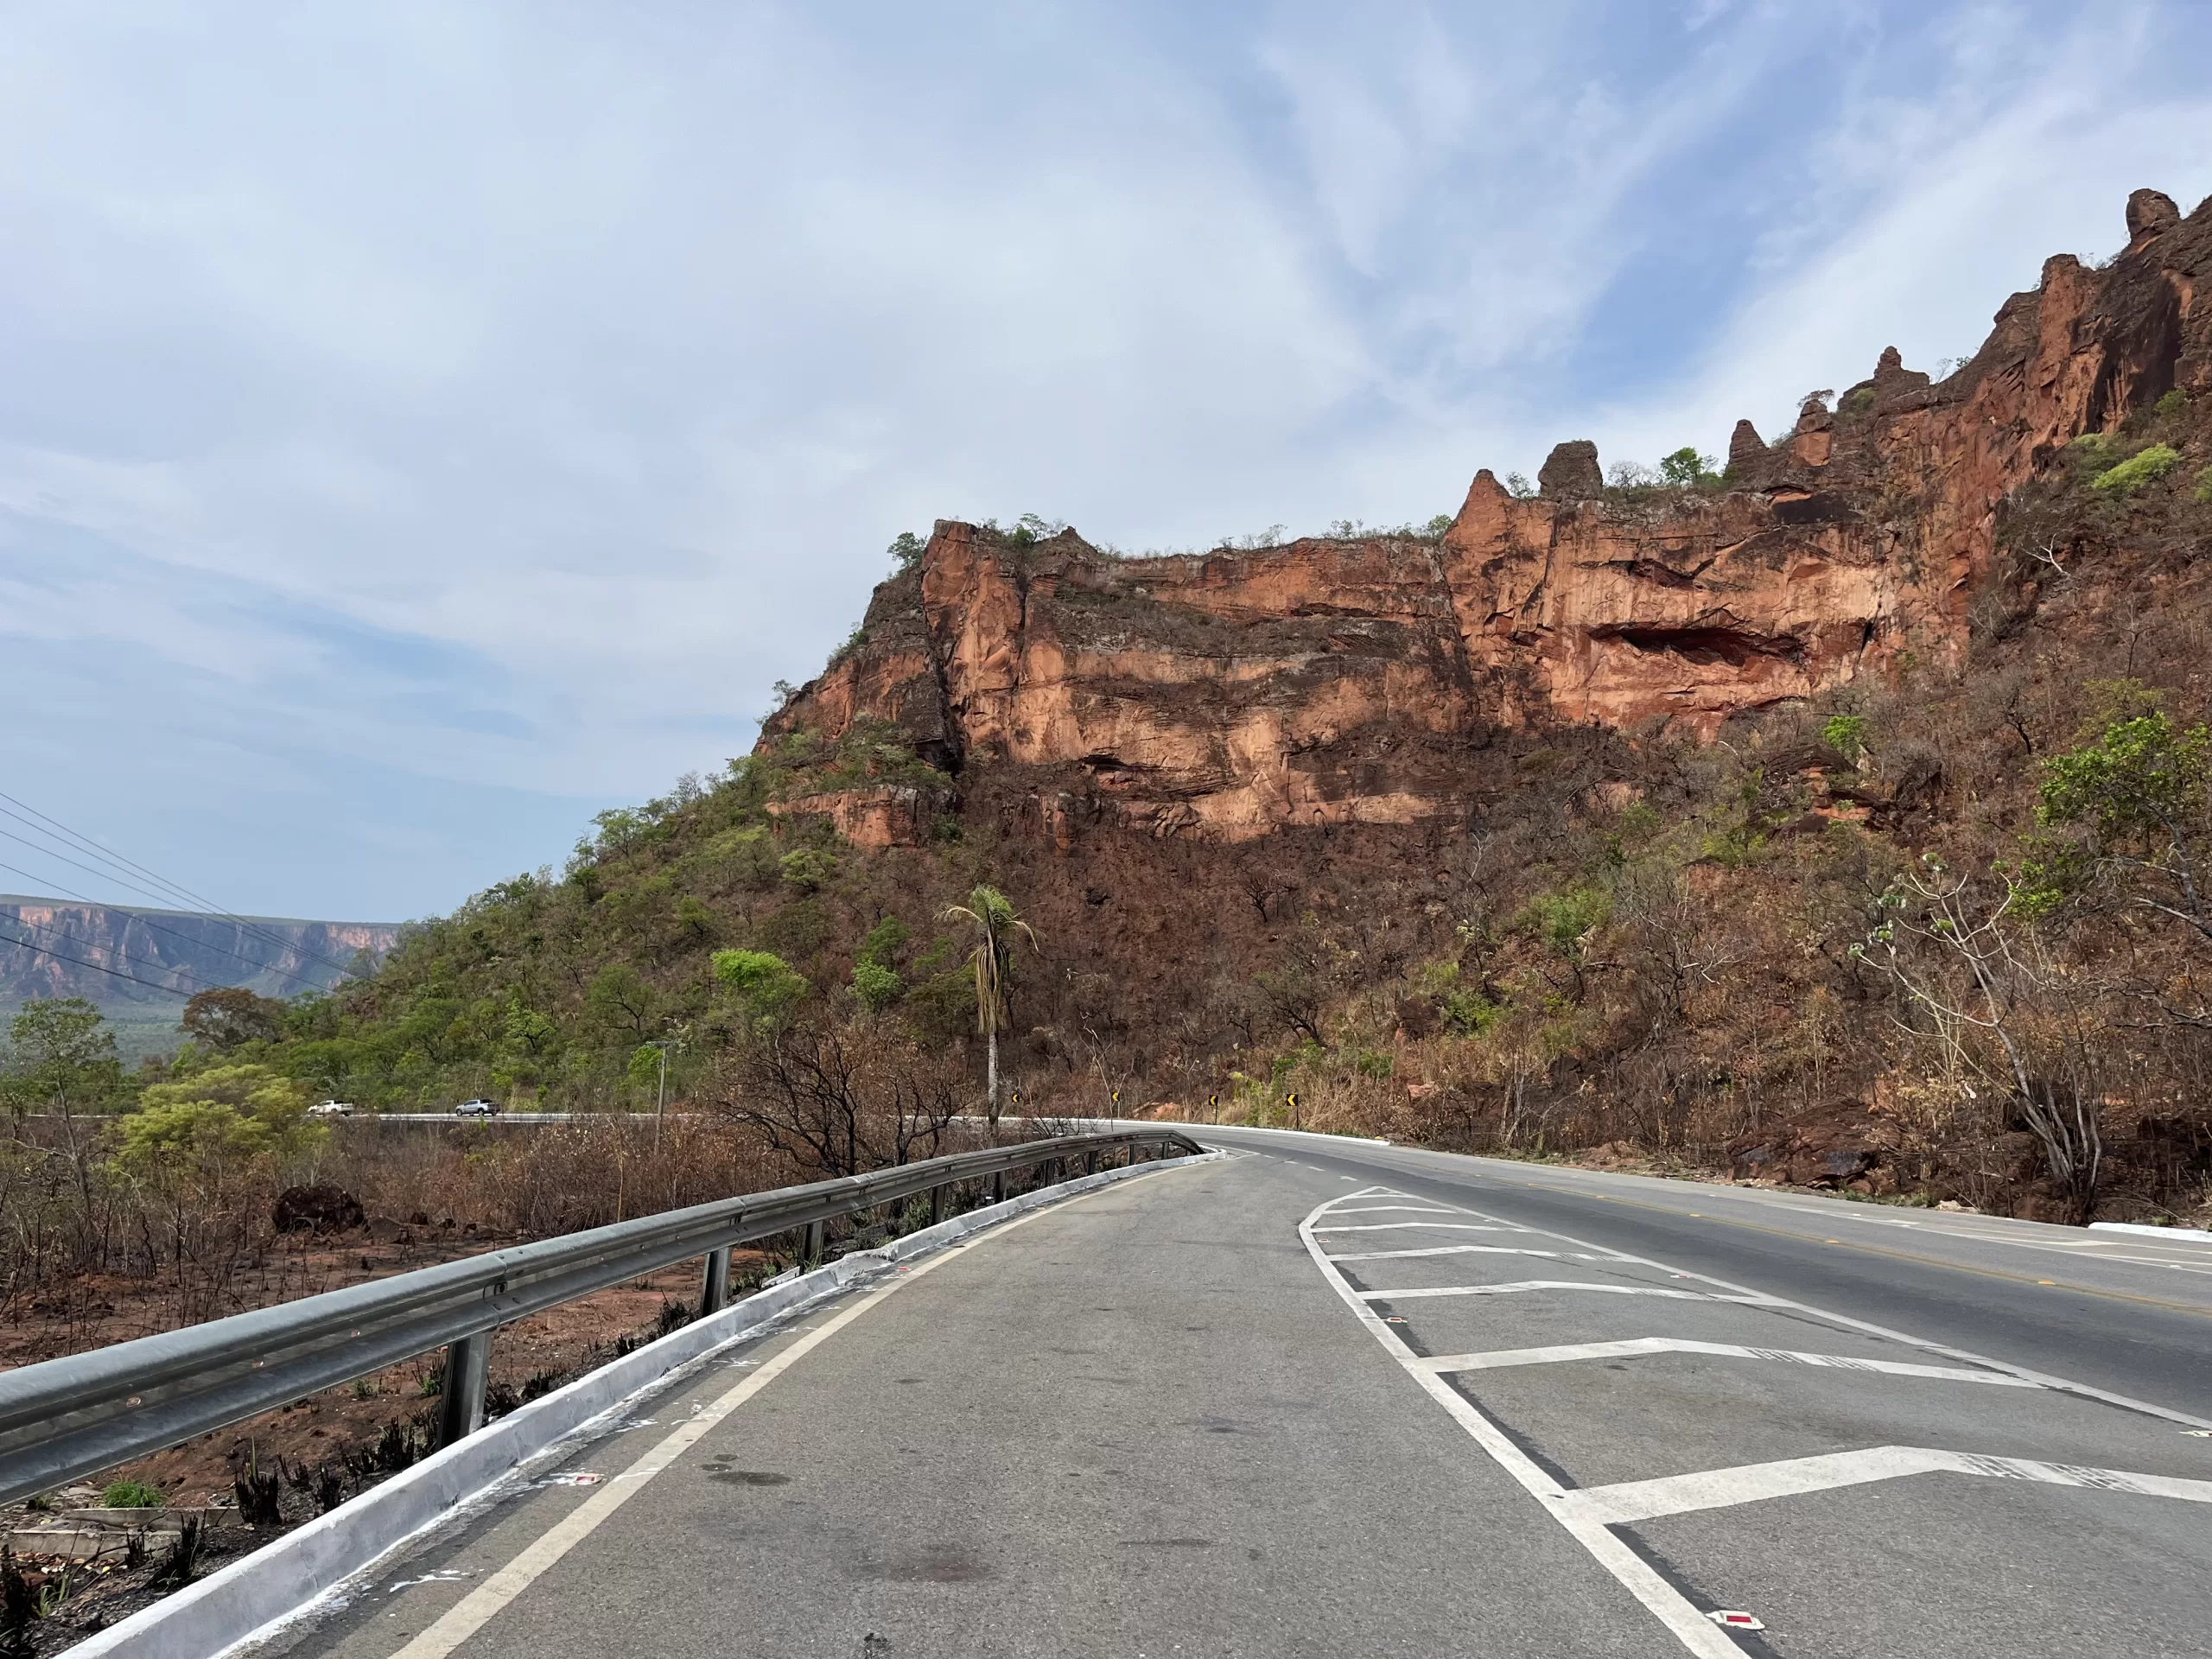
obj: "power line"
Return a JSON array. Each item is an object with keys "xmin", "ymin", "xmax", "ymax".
[
  {"xmin": 0, "ymin": 861, "xmax": 330, "ymax": 995},
  {"xmin": 0, "ymin": 824, "xmax": 194, "ymax": 915},
  {"xmin": 0, "ymin": 918, "xmax": 197, "ymax": 1000},
  {"xmin": 0, "ymin": 791, "xmax": 365, "ymax": 980},
  {"xmin": 0, "ymin": 801, "xmax": 357, "ymax": 976},
  {"xmin": 0, "ymin": 795, "xmax": 362, "ymax": 976}
]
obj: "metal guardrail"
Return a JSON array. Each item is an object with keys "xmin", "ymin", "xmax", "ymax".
[{"xmin": 0, "ymin": 1127, "xmax": 1202, "ymax": 1509}]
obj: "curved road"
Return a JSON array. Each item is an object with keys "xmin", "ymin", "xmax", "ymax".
[{"xmin": 261, "ymin": 1131, "xmax": 2212, "ymax": 1659}]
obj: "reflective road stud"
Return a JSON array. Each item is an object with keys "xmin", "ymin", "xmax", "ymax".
[{"xmin": 1707, "ymin": 1611, "xmax": 1765, "ymax": 1630}]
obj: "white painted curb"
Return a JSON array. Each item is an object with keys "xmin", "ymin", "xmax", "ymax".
[
  {"xmin": 2088, "ymin": 1220, "xmax": 2212, "ymax": 1243},
  {"xmin": 68, "ymin": 1150, "xmax": 1222, "ymax": 1659}
]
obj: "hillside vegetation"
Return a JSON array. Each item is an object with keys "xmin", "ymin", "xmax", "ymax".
[{"xmin": 3, "ymin": 385, "xmax": 2190, "ymax": 1232}]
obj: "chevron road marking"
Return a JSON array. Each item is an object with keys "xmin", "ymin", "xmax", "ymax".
[
  {"xmin": 1298, "ymin": 1181, "xmax": 2212, "ymax": 1659},
  {"xmin": 1412, "ymin": 1336, "xmax": 2044, "ymax": 1387},
  {"xmin": 1560, "ymin": 1445, "xmax": 2212, "ymax": 1528},
  {"xmin": 1357, "ymin": 1281, "xmax": 1778, "ymax": 1304}
]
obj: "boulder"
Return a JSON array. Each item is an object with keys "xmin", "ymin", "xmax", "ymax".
[{"xmin": 272, "ymin": 1184, "xmax": 365, "ymax": 1234}]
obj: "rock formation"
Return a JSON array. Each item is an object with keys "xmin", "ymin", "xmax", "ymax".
[{"xmin": 765, "ymin": 189, "xmax": 2212, "ymax": 843}]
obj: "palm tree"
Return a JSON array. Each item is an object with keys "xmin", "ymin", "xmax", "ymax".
[{"xmin": 940, "ymin": 884, "xmax": 1036, "ymax": 1124}]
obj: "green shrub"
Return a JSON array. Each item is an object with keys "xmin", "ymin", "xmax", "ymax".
[
  {"xmin": 851, "ymin": 959, "xmax": 904, "ymax": 1014},
  {"xmin": 2155, "ymin": 389, "xmax": 2188, "ymax": 419},
  {"xmin": 1657, "ymin": 447, "xmax": 1721, "ymax": 489},
  {"xmin": 1440, "ymin": 988, "xmax": 1498, "ymax": 1036},
  {"xmin": 1518, "ymin": 885, "xmax": 1611, "ymax": 958},
  {"xmin": 1821, "ymin": 714, "xmax": 1868, "ymax": 766},
  {"xmin": 856, "ymin": 916, "xmax": 911, "ymax": 969},
  {"xmin": 102, "ymin": 1481, "xmax": 165, "ymax": 1510},
  {"xmin": 2196, "ymin": 465, "xmax": 2212, "ymax": 504},
  {"xmin": 711, "ymin": 949, "xmax": 809, "ymax": 1024},
  {"xmin": 778, "ymin": 848, "xmax": 838, "ymax": 892},
  {"xmin": 2091, "ymin": 443, "xmax": 2182, "ymax": 495}
]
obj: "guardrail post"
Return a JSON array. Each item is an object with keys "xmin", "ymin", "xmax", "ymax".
[
  {"xmin": 435, "ymin": 1330, "xmax": 492, "ymax": 1446},
  {"xmin": 930, "ymin": 1185, "xmax": 946, "ymax": 1224},
  {"xmin": 701, "ymin": 1246, "xmax": 732, "ymax": 1315},
  {"xmin": 1084, "ymin": 1148, "xmax": 1096, "ymax": 1176},
  {"xmin": 804, "ymin": 1219, "xmax": 824, "ymax": 1266},
  {"xmin": 992, "ymin": 1169, "xmax": 1006, "ymax": 1205}
]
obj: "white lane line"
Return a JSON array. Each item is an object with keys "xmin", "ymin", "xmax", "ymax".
[
  {"xmin": 391, "ymin": 1165, "xmax": 1203, "ymax": 1658},
  {"xmin": 1563, "ymin": 1446, "xmax": 2212, "ymax": 1528},
  {"xmin": 1358, "ymin": 1281, "xmax": 1776, "ymax": 1304},
  {"xmin": 1324, "ymin": 1205, "xmax": 1467, "ymax": 1216},
  {"xmin": 1415, "ymin": 1338, "xmax": 2044, "ymax": 1388},
  {"xmin": 1297, "ymin": 1200, "xmax": 1746, "ymax": 1659},
  {"xmin": 1310, "ymin": 1223, "xmax": 1531, "ymax": 1235},
  {"xmin": 1366, "ymin": 1177, "xmax": 2212, "ymax": 1433},
  {"xmin": 1325, "ymin": 1244, "xmax": 1567, "ymax": 1262}
]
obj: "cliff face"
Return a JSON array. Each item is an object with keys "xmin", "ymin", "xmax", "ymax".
[
  {"xmin": 0, "ymin": 897, "xmax": 399, "ymax": 1016},
  {"xmin": 766, "ymin": 189, "xmax": 2212, "ymax": 842}
]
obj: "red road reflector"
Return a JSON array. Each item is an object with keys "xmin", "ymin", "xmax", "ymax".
[
  {"xmin": 1707, "ymin": 1610, "xmax": 1764, "ymax": 1630},
  {"xmin": 541, "ymin": 1471, "xmax": 604, "ymax": 1487}
]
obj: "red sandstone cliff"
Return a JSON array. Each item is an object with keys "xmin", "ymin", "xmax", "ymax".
[{"xmin": 766, "ymin": 189, "xmax": 2211, "ymax": 843}]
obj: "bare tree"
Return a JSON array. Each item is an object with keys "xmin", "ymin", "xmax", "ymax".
[
  {"xmin": 1856, "ymin": 858, "xmax": 2103, "ymax": 1221},
  {"xmin": 715, "ymin": 1023, "xmax": 962, "ymax": 1179}
]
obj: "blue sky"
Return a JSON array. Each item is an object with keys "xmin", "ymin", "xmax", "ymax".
[{"xmin": 3, "ymin": 0, "xmax": 2210, "ymax": 924}]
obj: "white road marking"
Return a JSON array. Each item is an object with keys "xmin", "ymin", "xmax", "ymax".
[
  {"xmin": 1325, "ymin": 1244, "xmax": 1566, "ymax": 1262},
  {"xmin": 1324, "ymin": 1205, "xmax": 1467, "ymax": 1216},
  {"xmin": 1358, "ymin": 1281, "xmax": 1776, "ymax": 1304},
  {"xmin": 1563, "ymin": 1446, "xmax": 2212, "ymax": 1528},
  {"xmin": 1414, "ymin": 1337, "xmax": 2044, "ymax": 1388},
  {"xmin": 1309, "ymin": 1223, "xmax": 1531, "ymax": 1235},
  {"xmin": 1334, "ymin": 1170, "xmax": 2212, "ymax": 1432},
  {"xmin": 389, "ymin": 1164, "xmax": 1208, "ymax": 1657},
  {"xmin": 1296, "ymin": 1199, "xmax": 1747, "ymax": 1659}
]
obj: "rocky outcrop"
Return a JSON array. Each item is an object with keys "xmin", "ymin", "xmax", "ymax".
[
  {"xmin": 1537, "ymin": 440, "xmax": 1604, "ymax": 499},
  {"xmin": 765, "ymin": 786, "xmax": 941, "ymax": 850},
  {"xmin": 766, "ymin": 189, "xmax": 2212, "ymax": 842}
]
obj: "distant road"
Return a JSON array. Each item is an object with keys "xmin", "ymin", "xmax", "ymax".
[
  {"xmin": 268, "ymin": 1128, "xmax": 2212, "ymax": 1659},
  {"xmin": 333, "ymin": 1112, "xmax": 685, "ymax": 1124}
]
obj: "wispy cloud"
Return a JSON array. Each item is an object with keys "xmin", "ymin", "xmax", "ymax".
[{"xmin": 0, "ymin": 0, "xmax": 2207, "ymax": 917}]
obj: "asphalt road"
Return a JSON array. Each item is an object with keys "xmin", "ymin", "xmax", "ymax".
[{"xmin": 259, "ymin": 1134, "xmax": 2212, "ymax": 1659}]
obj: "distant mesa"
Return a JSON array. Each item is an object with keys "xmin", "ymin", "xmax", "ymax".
[{"xmin": 0, "ymin": 895, "xmax": 400, "ymax": 1025}]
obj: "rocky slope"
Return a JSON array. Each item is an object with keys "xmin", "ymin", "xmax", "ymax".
[{"xmin": 769, "ymin": 188, "xmax": 2209, "ymax": 842}]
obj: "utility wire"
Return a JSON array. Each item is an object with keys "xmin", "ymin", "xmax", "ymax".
[
  {"xmin": 0, "ymin": 918, "xmax": 196, "ymax": 999},
  {"xmin": 0, "ymin": 860, "xmax": 330, "ymax": 994},
  {"xmin": 0, "ymin": 800, "xmax": 357, "ymax": 976},
  {"xmin": 0, "ymin": 795, "xmax": 360, "ymax": 975},
  {"xmin": 0, "ymin": 791, "xmax": 365, "ymax": 979},
  {"xmin": 0, "ymin": 824, "xmax": 199, "ymax": 916}
]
